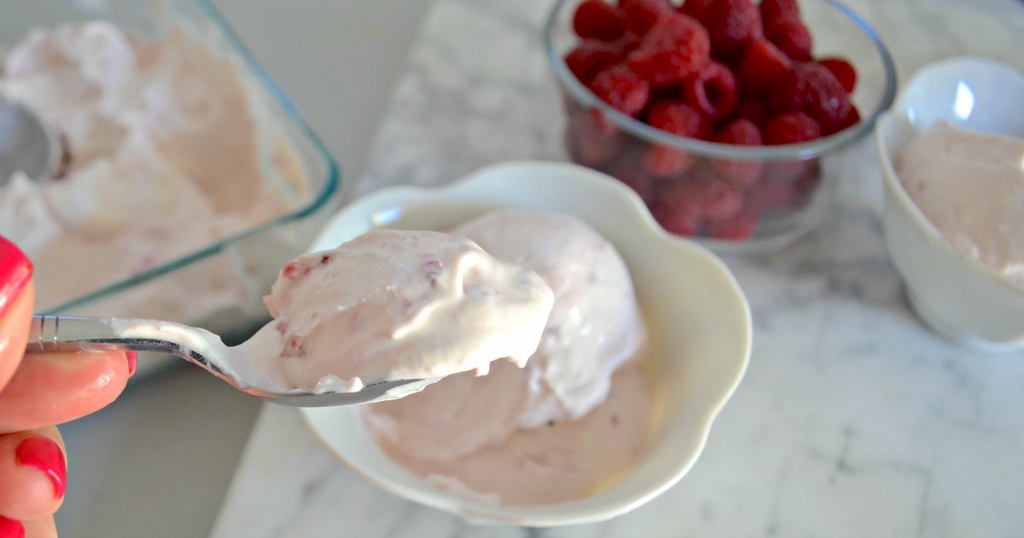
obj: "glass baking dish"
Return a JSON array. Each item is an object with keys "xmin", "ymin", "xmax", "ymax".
[{"xmin": 0, "ymin": 1, "xmax": 342, "ymax": 376}]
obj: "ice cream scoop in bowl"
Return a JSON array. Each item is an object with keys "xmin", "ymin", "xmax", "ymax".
[
  {"xmin": 875, "ymin": 56, "xmax": 1024, "ymax": 351},
  {"xmin": 301, "ymin": 161, "xmax": 752, "ymax": 526}
]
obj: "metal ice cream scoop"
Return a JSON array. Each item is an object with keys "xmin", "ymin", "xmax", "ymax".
[{"xmin": 0, "ymin": 95, "xmax": 58, "ymax": 185}]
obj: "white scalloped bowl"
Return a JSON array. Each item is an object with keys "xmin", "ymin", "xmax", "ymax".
[
  {"xmin": 875, "ymin": 57, "xmax": 1024, "ymax": 351},
  {"xmin": 299, "ymin": 161, "xmax": 751, "ymax": 526}
]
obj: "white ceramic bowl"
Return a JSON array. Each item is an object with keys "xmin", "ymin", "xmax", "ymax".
[
  {"xmin": 299, "ymin": 161, "xmax": 752, "ymax": 526},
  {"xmin": 875, "ymin": 57, "xmax": 1024, "ymax": 351}
]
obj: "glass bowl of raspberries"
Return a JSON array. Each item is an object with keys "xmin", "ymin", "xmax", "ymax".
[{"xmin": 544, "ymin": 0, "xmax": 897, "ymax": 251}]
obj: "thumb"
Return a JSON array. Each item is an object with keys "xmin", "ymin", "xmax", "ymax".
[{"xmin": 0, "ymin": 236, "xmax": 34, "ymax": 391}]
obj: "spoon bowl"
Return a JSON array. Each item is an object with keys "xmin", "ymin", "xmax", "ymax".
[
  {"xmin": 25, "ymin": 314, "xmax": 428, "ymax": 407},
  {"xmin": 0, "ymin": 95, "xmax": 57, "ymax": 184},
  {"xmin": 875, "ymin": 56, "xmax": 1024, "ymax": 351}
]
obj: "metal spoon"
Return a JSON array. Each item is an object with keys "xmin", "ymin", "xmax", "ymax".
[
  {"xmin": 0, "ymin": 95, "xmax": 58, "ymax": 184},
  {"xmin": 25, "ymin": 314, "xmax": 426, "ymax": 407}
]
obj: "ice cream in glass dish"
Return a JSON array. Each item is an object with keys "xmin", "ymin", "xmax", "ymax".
[{"xmin": 0, "ymin": 19, "xmax": 314, "ymax": 321}]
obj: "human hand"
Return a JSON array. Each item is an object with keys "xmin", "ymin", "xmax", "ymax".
[{"xmin": 1, "ymin": 237, "xmax": 135, "ymax": 538}]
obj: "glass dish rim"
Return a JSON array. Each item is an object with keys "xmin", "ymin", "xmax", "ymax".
[
  {"xmin": 542, "ymin": 0, "xmax": 899, "ymax": 161},
  {"xmin": 42, "ymin": 0, "xmax": 342, "ymax": 314}
]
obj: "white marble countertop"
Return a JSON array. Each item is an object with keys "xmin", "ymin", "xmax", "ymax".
[{"xmin": 211, "ymin": 1, "xmax": 1024, "ymax": 536}]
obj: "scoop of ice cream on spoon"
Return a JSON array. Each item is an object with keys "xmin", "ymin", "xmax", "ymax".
[{"xmin": 24, "ymin": 229, "xmax": 556, "ymax": 407}]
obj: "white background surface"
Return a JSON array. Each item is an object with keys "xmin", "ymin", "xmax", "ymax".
[
  {"xmin": 53, "ymin": 1, "xmax": 435, "ymax": 536},
  {"xmin": 211, "ymin": 0, "xmax": 1024, "ymax": 537}
]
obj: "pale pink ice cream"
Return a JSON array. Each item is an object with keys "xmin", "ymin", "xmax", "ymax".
[
  {"xmin": 897, "ymin": 121, "xmax": 1024, "ymax": 288},
  {"xmin": 361, "ymin": 210, "xmax": 654, "ymax": 505},
  {"xmin": 0, "ymin": 21, "xmax": 306, "ymax": 317},
  {"xmin": 246, "ymin": 228, "xmax": 555, "ymax": 392}
]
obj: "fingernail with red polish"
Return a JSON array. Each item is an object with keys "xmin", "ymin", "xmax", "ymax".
[
  {"xmin": 15, "ymin": 436, "xmax": 66, "ymax": 499},
  {"xmin": 0, "ymin": 236, "xmax": 33, "ymax": 318},
  {"xmin": 0, "ymin": 516, "xmax": 25, "ymax": 538},
  {"xmin": 126, "ymin": 350, "xmax": 138, "ymax": 377}
]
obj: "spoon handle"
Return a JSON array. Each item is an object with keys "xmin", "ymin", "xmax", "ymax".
[
  {"xmin": 26, "ymin": 314, "xmax": 207, "ymax": 363},
  {"xmin": 25, "ymin": 315, "xmax": 428, "ymax": 407}
]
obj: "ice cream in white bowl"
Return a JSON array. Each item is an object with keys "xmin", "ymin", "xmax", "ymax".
[
  {"xmin": 300, "ymin": 161, "xmax": 751, "ymax": 526},
  {"xmin": 875, "ymin": 57, "xmax": 1024, "ymax": 351}
]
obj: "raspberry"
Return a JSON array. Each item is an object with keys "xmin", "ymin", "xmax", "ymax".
[
  {"xmin": 565, "ymin": 109, "xmax": 622, "ymax": 165},
  {"xmin": 573, "ymin": 0, "xmax": 628, "ymax": 41},
  {"xmin": 564, "ymin": 40, "xmax": 624, "ymax": 83},
  {"xmin": 627, "ymin": 13, "xmax": 711, "ymax": 85},
  {"xmin": 737, "ymin": 98, "xmax": 771, "ymax": 125},
  {"xmin": 714, "ymin": 117, "xmax": 761, "ymax": 145},
  {"xmin": 683, "ymin": 60, "xmax": 738, "ymax": 120},
  {"xmin": 745, "ymin": 173, "xmax": 804, "ymax": 213},
  {"xmin": 766, "ymin": 16, "xmax": 813, "ymax": 61},
  {"xmin": 711, "ymin": 118, "xmax": 763, "ymax": 186},
  {"xmin": 610, "ymin": 166, "xmax": 658, "ymax": 203},
  {"xmin": 696, "ymin": 0, "xmax": 763, "ymax": 61},
  {"xmin": 642, "ymin": 101, "xmax": 706, "ymax": 176},
  {"xmin": 661, "ymin": 171, "xmax": 744, "ymax": 221},
  {"xmin": 751, "ymin": 158, "xmax": 820, "ymax": 212},
  {"xmin": 679, "ymin": 0, "xmax": 713, "ymax": 19},
  {"xmin": 691, "ymin": 171, "xmax": 746, "ymax": 220},
  {"xmin": 644, "ymin": 142, "xmax": 698, "ymax": 177},
  {"xmin": 770, "ymin": 63, "xmax": 851, "ymax": 127},
  {"xmin": 619, "ymin": 0, "xmax": 675, "ymax": 35},
  {"xmin": 817, "ymin": 57, "xmax": 857, "ymax": 93},
  {"xmin": 793, "ymin": 166, "xmax": 821, "ymax": 198},
  {"xmin": 822, "ymin": 104, "xmax": 860, "ymax": 136},
  {"xmin": 652, "ymin": 197, "xmax": 702, "ymax": 236},
  {"xmin": 762, "ymin": 111, "xmax": 821, "ymax": 145},
  {"xmin": 587, "ymin": 63, "xmax": 651, "ymax": 117},
  {"xmin": 736, "ymin": 39, "xmax": 792, "ymax": 98},
  {"xmin": 645, "ymin": 100, "xmax": 709, "ymax": 138},
  {"xmin": 759, "ymin": 0, "xmax": 800, "ymax": 31},
  {"xmin": 707, "ymin": 211, "xmax": 758, "ymax": 240}
]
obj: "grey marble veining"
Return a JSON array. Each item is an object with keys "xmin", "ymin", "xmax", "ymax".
[{"xmin": 212, "ymin": 1, "xmax": 1024, "ymax": 537}]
